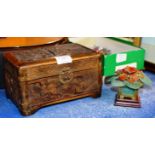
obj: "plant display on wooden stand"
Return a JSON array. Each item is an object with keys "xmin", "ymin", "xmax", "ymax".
[{"xmin": 109, "ymin": 66, "xmax": 152, "ymax": 108}]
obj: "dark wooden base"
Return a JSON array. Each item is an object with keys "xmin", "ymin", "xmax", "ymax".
[{"xmin": 115, "ymin": 95, "xmax": 141, "ymax": 108}]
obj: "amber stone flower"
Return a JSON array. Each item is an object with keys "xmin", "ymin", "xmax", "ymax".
[
  {"xmin": 117, "ymin": 66, "xmax": 145, "ymax": 83},
  {"xmin": 119, "ymin": 73, "xmax": 127, "ymax": 81},
  {"xmin": 111, "ymin": 66, "xmax": 152, "ymax": 89},
  {"xmin": 122, "ymin": 66, "xmax": 137, "ymax": 74},
  {"xmin": 127, "ymin": 73, "xmax": 140, "ymax": 83}
]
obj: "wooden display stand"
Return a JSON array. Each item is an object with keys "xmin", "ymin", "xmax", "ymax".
[
  {"xmin": 115, "ymin": 95, "xmax": 141, "ymax": 108},
  {"xmin": 115, "ymin": 88, "xmax": 141, "ymax": 108}
]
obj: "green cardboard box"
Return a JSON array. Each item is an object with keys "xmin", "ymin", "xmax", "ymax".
[
  {"xmin": 101, "ymin": 38, "xmax": 145, "ymax": 76},
  {"xmin": 103, "ymin": 49, "xmax": 145, "ymax": 76},
  {"xmin": 68, "ymin": 37, "xmax": 145, "ymax": 76}
]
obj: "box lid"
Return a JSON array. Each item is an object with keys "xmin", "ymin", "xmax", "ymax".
[
  {"xmin": 4, "ymin": 43, "xmax": 100, "ymax": 82},
  {"xmin": 4, "ymin": 43, "xmax": 96, "ymax": 67}
]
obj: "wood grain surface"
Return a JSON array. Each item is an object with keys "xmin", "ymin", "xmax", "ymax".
[{"xmin": 4, "ymin": 43, "xmax": 102, "ymax": 115}]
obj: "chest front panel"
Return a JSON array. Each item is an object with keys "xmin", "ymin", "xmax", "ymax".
[{"xmin": 26, "ymin": 68, "xmax": 100, "ymax": 108}]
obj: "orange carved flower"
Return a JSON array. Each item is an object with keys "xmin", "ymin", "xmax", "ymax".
[
  {"xmin": 119, "ymin": 73, "xmax": 127, "ymax": 81},
  {"xmin": 122, "ymin": 66, "xmax": 137, "ymax": 74},
  {"xmin": 116, "ymin": 66, "xmax": 145, "ymax": 83},
  {"xmin": 127, "ymin": 73, "xmax": 139, "ymax": 83}
]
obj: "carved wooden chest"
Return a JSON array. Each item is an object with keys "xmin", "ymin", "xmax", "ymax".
[{"xmin": 4, "ymin": 43, "xmax": 102, "ymax": 115}]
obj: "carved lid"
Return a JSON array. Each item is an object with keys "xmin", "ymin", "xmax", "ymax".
[{"xmin": 4, "ymin": 43, "xmax": 96, "ymax": 66}]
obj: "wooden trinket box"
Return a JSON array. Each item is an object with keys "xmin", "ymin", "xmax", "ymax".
[{"xmin": 4, "ymin": 43, "xmax": 102, "ymax": 115}]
